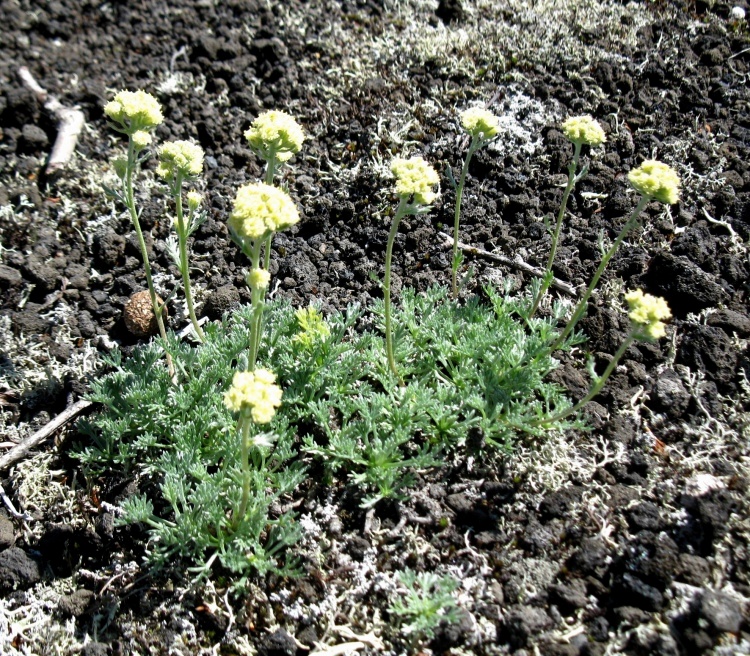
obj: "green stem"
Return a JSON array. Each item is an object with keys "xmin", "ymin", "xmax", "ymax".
[
  {"xmin": 124, "ymin": 138, "xmax": 174, "ymax": 377},
  {"xmin": 174, "ymin": 173, "xmax": 206, "ymax": 343},
  {"xmin": 451, "ymin": 136, "xmax": 481, "ymax": 299},
  {"xmin": 384, "ymin": 197, "xmax": 409, "ymax": 381},
  {"xmin": 530, "ymin": 334, "xmax": 634, "ymax": 426},
  {"xmin": 232, "ymin": 412, "xmax": 253, "ymax": 530},
  {"xmin": 262, "ymin": 152, "xmax": 278, "ymax": 271},
  {"xmin": 529, "ymin": 141, "xmax": 583, "ymax": 318},
  {"xmin": 247, "ymin": 239, "xmax": 266, "ymax": 371},
  {"xmin": 552, "ymin": 194, "xmax": 651, "ymax": 350}
]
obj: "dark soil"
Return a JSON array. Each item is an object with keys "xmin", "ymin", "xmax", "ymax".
[{"xmin": 1, "ymin": 0, "xmax": 749, "ymax": 653}]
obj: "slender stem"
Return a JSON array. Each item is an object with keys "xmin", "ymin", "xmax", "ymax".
[
  {"xmin": 264, "ymin": 152, "xmax": 277, "ymax": 186},
  {"xmin": 451, "ymin": 136, "xmax": 481, "ymax": 299},
  {"xmin": 552, "ymin": 194, "xmax": 651, "ymax": 350},
  {"xmin": 384, "ymin": 198, "xmax": 409, "ymax": 381},
  {"xmin": 262, "ymin": 233, "xmax": 273, "ymax": 272},
  {"xmin": 124, "ymin": 138, "xmax": 175, "ymax": 377},
  {"xmin": 262, "ymin": 152, "xmax": 277, "ymax": 271},
  {"xmin": 529, "ymin": 141, "xmax": 582, "ymax": 318},
  {"xmin": 174, "ymin": 173, "xmax": 206, "ymax": 343},
  {"xmin": 232, "ymin": 412, "xmax": 253, "ymax": 530},
  {"xmin": 247, "ymin": 239, "xmax": 266, "ymax": 371},
  {"xmin": 530, "ymin": 334, "xmax": 634, "ymax": 426}
]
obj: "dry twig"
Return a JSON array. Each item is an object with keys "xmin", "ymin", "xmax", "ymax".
[
  {"xmin": 0, "ymin": 398, "xmax": 93, "ymax": 472},
  {"xmin": 18, "ymin": 66, "xmax": 85, "ymax": 174},
  {"xmin": 439, "ymin": 232, "xmax": 577, "ymax": 295}
]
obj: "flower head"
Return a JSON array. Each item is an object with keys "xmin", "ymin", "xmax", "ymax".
[
  {"xmin": 223, "ymin": 369, "xmax": 282, "ymax": 424},
  {"xmin": 244, "ymin": 110, "xmax": 305, "ymax": 162},
  {"xmin": 624, "ymin": 289, "xmax": 672, "ymax": 340},
  {"xmin": 186, "ymin": 190, "xmax": 203, "ymax": 211},
  {"xmin": 228, "ymin": 183, "xmax": 300, "ymax": 241},
  {"xmin": 461, "ymin": 107, "xmax": 501, "ymax": 140},
  {"xmin": 293, "ymin": 306, "xmax": 331, "ymax": 349},
  {"xmin": 104, "ymin": 90, "xmax": 163, "ymax": 132},
  {"xmin": 132, "ymin": 131, "xmax": 153, "ymax": 149},
  {"xmin": 391, "ymin": 156, "xmax": 440, "ymax": 205},
  {"xmin": 246, "ymin": 268, "xmax": 271, "ymax": 290},
  {"xmin": 628, "ymin": 160, "xmax": 681, "ymax": 204},
  {"xmin": 561, "ymin": 115, "xmax": 606, "ymax": 146},
  {"xmin": 157, "ymin": 141, "xmax": 204, "ymax": 180}
]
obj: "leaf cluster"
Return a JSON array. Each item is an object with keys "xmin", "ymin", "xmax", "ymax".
[
  {"xmin": 77, "ymin": 310, "xmax": 305, "ymax": 582},
  {"xmin": 76, "ymin": 284, "xmax": 575, "ymax": 577},
  {"xmin": 389, "ymin": 569, "xmax": 462, "ymax": 641}
]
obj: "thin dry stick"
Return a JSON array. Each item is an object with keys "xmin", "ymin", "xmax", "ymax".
[
  {"xmin": 18, "ymin": 66, "xmax": 85, "ymax": 174},
  {"xmin": 439, "ymin": 232, "xmax": 577, "ymax": 296},
  {"xmin": 0, "ymin": 398, "xmax": 93, "ymax": 472}
]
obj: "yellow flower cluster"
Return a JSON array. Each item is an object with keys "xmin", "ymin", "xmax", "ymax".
[
  {"xmin": 186, "ymin": 190, "xmax": 203, "ymax": 211},
  {"xmin": 293, "ymin": 306, "xmax": 331, "ymax": 348},
  {"xmin": 104, "ymin": 90, "xmax": 163, "ymax": 131},
  {"xmin": 247, "ymin": 268, "xmax": 271, "ymax": 290},
  {"xmin": 132, "ymin": 131, "xmax": 153, "ymax": 149},
  {"xmin": 156, "ymin": 141, "xmax": 204, "ymax": 179},
  {"xmin": 461, "ymin": 107, "xmax": 501, "ymax": 140},
  {"xmin": 245, "ymin": 110, "xmax": 305, "ymax": 162},
  {"xmin": 228, "ymin": 183, "xmax": 300, "ymax": 240},
  {"xmin": 223, "ymin": 369, "xmax": 282, "ymax": 424},
  {"xmin": 628, "ymin": 160, "xmax": 681, "ymax": 205},
  {"xmin": 391, "ymin": 157, "xmax": 440, "ymax": 205},
  {"xmin": 624, "ymin": 289, "xmax": 672, "ymax": 340},
  {"xmin": 561, "ymin": 115, "xmax": 606, "ymax": 146}
]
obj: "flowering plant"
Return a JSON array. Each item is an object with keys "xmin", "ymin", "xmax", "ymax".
[
  {"xmin": 104, "ymin": 90, "xmax": 174, "ymax": 374},
  {"xmin": 83, "ymin": 96, "xmax": 683, "ymax": 587},
  {"xmin": 159, "ymin": 140, "xmax": 207, "ymax": 342},
  {"xmin": 529, "ymin": 115, "xmax": 606, "ymax": 317},
  {"xmin": 228, "ymin": 182, "xmax": 301, "ymax": 369},
  {"xmin": 449, "ymin": 106, "xmax": 502, "ymax": 298},
  {"xmin": 383, "ymin": 156, "xmax": 439, "ymax": 379}
]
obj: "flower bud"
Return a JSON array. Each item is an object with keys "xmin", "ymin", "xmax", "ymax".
[
  {"xmin": 246, "ymin": 268, "xmax": 271, "ymax": 290},
  {"xmin": 186, "ymin": 190, "xmax": 203, "ymax": 211}
]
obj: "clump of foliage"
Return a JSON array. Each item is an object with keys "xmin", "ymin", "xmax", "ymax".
[
  {"xmin": 388, "ymin": 569, "xmax": 462, "ymax": 644},
  {"xmin": 80, "ymin": 92, "xmax": 681, "ymax": 584}
]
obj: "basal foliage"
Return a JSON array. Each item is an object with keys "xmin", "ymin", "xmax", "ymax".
[{"xmin": 77, "ymin": 285, "xmax": 574, "ymax": 574}]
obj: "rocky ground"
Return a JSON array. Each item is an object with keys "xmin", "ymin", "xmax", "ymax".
[{"xmin": 0, "ymin": 0, "xmax": 749, "ymax": 654}]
